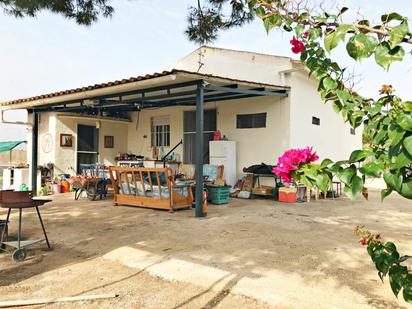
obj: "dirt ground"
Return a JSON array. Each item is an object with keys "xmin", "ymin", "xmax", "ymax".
[{"xmin": 1, "ymin": 190, "xmax": 412, "ymax": 308}]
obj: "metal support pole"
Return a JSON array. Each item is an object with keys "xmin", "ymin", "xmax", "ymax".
[
  {"xmin": 31, "ymin": 112, "xmax": 39, "ymax": 196},
  {"xmin": 18, "ymin": 208, "xmax": 22, "ymax": 250},
  {"xmin": 195, "ymin": 82, "xmax": 205, "ymax": 218}
]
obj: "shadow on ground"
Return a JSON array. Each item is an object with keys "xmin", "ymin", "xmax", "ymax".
[{"xmin": 0, "ymin": 190, "xmax": 411, "ymax": 308}]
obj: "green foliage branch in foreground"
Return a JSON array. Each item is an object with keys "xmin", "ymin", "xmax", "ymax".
[{"xmin": 247, "ymin": 0, "xmax": 412, "ymax": 303}]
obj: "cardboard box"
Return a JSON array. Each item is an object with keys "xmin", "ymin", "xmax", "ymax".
[
  {"xmin": 242, "ymin": 174, "xmax": 254, "ymax": 192},
  {"xmin": 252, "ymin": 185, "xmax": 275, "ymax": 196}
]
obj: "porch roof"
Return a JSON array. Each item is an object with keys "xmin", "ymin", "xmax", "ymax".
[{"xmin": 0, "ymin": 70, "xmax": 289, "ymax": 112}]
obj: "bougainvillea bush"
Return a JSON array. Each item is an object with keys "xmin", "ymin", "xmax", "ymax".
[
  {"xmin": 272, "ymin": 147, "xmax": 319, "ymax": 183},
  {"xmin": 273, "ymin": 147, "xmax": 336, "ymax": 194}
]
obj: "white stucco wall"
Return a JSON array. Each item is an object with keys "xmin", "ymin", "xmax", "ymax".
[
  {"xmin": 127, "ymin": 106, "xmax": 184, "ymax": 161},
  {"xmin": 36, "ymin": 112, "xmax": 128, "ymax": 176},
  {"xmin": 171, "ymin": 46, "xmax": 292, "ymax": 86},
  {"xmin": 287, "ymin": 71, "xmax": 362, "ymax": 162},
  {"xmin": 216, "ymin": 96, "xmax": 290, "ymax": 175}
]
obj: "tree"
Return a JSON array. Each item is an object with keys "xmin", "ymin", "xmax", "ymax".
[
  {"xmin": 186, "ymin": 0, "xmax": 412, "ymax": 304},
  {"xmin": 0, "ymin": 0, "xmax": 113, "ymax": 25},
  {"xmin": 186, "ymin": 0, "xmax": 253, "ymax": 44}
]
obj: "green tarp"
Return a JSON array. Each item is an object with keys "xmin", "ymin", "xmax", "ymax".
[{"xmin": 0, "ymin": 141, "xmax": 26, "ymax": 154}]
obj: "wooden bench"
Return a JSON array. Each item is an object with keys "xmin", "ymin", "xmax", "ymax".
[{"xmin": 109, "ymin": 167, "xmax": 193, "ymax": 212}]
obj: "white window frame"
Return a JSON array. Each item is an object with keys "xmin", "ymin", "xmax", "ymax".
[{"xmin": 151, "ymin": 116, "xmax": 170, "ymax": 147}]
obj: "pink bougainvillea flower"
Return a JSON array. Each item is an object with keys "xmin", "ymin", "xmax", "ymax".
[
  {"xmin": 303, "ymin": 31, "xmax": 309, "ymax": 38},
  {"xmin": 273, "ymin": 147, "xmax": 319, "ymax": 183},
  {"xmin": 290, "ymin": 36, "xmax": 305, "ymax": 54}
]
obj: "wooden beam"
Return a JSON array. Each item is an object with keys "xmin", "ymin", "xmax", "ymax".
[{"xmin": 205, "ymin": 85, "xmax": 288, "ymax": 97}]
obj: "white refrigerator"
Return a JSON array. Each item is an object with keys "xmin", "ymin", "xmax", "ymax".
[{"xmin": 209, "ymin": 141, "xmax": 236, "ymax": 187}]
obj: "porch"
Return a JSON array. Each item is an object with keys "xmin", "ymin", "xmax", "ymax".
[
  {"xmin": 1, "ymin": 70, "xmax": 289, "ymax": 217},
  {"xmin": 0, "ymin": 190, "xmax": 411, "ymax": 308}
]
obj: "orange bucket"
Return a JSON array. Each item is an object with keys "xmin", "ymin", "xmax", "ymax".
[{"xmin": 60, "ymin": 180, "xmax": 70, "ymax": 193}]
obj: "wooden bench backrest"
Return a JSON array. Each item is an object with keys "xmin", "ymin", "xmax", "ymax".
[{"xmin": 109, "ymin": 167, "xmax": 173, "ymax": 199}]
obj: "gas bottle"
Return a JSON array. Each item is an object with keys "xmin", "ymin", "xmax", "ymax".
[
  {"xmin": 202, "ymin": 189, "xmax": 208, "ymax": 216},
  {"xmin": 214, "ymin": 130, "xmax": 221, "ymax": 141}
]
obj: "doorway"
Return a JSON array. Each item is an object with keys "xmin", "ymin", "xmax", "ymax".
[{"xmin": 77, "ymin": 124, "xmax": 99, "ymax": 173}]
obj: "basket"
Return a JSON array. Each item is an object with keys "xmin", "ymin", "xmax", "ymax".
[{"xmin": 206, "ymin": 185, "xmax": 231, "ymax": 205}]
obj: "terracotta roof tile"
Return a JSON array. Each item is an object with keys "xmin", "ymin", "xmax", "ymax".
[
  {"xmin": 0, "ymin": 70, "xmax": 174, "ymax": 106},
  {"xmin": 0, "ymin": 69, "xmax": 290, "ymax": 107}
]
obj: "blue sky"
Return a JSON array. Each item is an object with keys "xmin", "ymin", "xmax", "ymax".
[{"xmin": 0, "ymin": 0, "xmax": 411, "ymax": 141}]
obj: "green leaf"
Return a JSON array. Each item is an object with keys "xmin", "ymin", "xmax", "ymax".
[
  {"xmin": 403, "ymin": 135, "xmax": 412, "ymax": 156},
  {"xmin": 324, "ymin": 24, "xmax": 355, "ymax": 52},
  {"xmin": 322, "ymin": 76, "xmax": 338, "ymax": 90},
  {"xmin": 388, "ymin": 125, "xmax": 405, "ymax": 147},
  {"xmin": 332, "ymin": 101, "xmax": 343, "ymax": 113},
  {"xmin": 255, "ymin": 6, "xmax": 266, "ymax": 18},
  {"xmin": 359, "ymin": 162, "xmax": 383, "ymax": 178},
  {"xmin": 373, "ymin": 129, "xmax": 387, "ymax": 144},
  {"xmin": 346, "ymin": 33, "xmax": 378, "ymax": 61},
  {"xmin": 302, "ymin": 165, "xmax": 318, "ymax": 181},
  {"xmin": 344, "ymin": 175, "xmax": 363, "ymax": 201},
  {"xmin": 308, "ymin": 27, "xmax": 322, "ymax": 41},
  {"xmin": 381, "ymin": 188, "xmax": 393, "ymax": 201},
  {"xmin": 336, "ymin": 89, "xmax": 351, "ymax": 102},
  {"xmin": 349, "ymin": 150, "xmax": 370, "ymax": 163},
  {"xmin": 330, "ymin": 162, "xmax": 344, "ymax": 174},
  {"xmin": 263, "ymin": 15, "xmax": 282, "ymax": 33},
  {"xmin": 315, "ymin": 173, "xmax": 331, "ymax": 192},
  {"xmin": 365, "ymin": 105, "xmax": 382, "ymax": 117},
  {"xmin": 381, "ymin": 12, "xmax": 403, "ymax": 23},
  {"xmin": 397, "ymin": 114, "xmax": 412, "ymax": 131},
  {"xmin": 349, "ymin": 111, "xmax": 365, "ymax": 129},
  {"xmin": 384, "ymin": 242, "xmax": 397, "ymax": 252},
  {"xmin": 321, "ymin": 158, "xmax": 333, "ymax": 168},
  {"xmin": 338, "ymin": 165, "xmax": 357, "ymax": 185},
  {"xmin": 393, "ymin": 149, "xmax": 412, "ymax": 169},
  {"xmin": 389, "ymin": 265, "xmax": 405, "ymax": 297},
  {"xmin": 375, "ymin": 43, "xmax": 405, "ymax": 70},
  {"xmin": 339, "ymin": 7, "xmax": 349, "ymax": 16},
  {"xmin": 294, "ymin": 24, "xmax": 305, "ymax": 37},
  {"xmin": 389, "ymin": 20, "xmax": 409, "ymax": 48},
  {"xmin": 403, "ymin": 279, "xmax": 412, "ymax": 304},
  {"xmin": 400, "ymin": 180, "xmax": 412, "ymax": 199},
  {"xmin": 404, "ymin": 101, "xmax": 412, "ymax": 112},
  {"xmin": 383, "ymin": 171, "xmax": 403, "ymax": 192},
  {"xmin": 299, "ymin": 175, "xmax": 314, "ymax": 189}
]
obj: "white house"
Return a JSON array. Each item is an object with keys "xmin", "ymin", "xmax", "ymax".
[{"xmin": 0, "ymin": 46, "xmax": 362, "ymax": 195}]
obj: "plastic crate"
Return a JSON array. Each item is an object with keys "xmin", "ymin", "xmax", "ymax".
[{"xmin": 206, "ymin": 185, "xmax": 231, "ymax": 205}]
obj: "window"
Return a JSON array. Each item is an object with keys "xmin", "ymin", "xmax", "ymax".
[
  {"xmin": 236, "ymin": 113, "xmax": 266, "ymax": 129},
  {"xmin": 183, "ymin": 109, "xmax": 217, "ymax": 164},
  {"xmin": 350, "ymin": 128, "xmax": 356, "ymax": 135},
  {"xmin": 151, "ymin": 116, "xmax": 170, "ymax": 147},
  {"xmin": 312, "ymin": 116, "xmax": 320, "ymax": 126}
]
